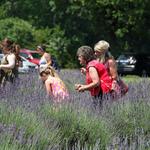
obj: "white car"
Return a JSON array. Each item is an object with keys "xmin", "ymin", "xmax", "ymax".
[
  {"xmin": 0, "ymin": 54, "xmax": 4, "ymax": 61},
  {"xmin": 0, "ymin": 54, "xmax": 38, "ymax": 73},
  {"xmin": 19, "ymin": 56, "xmax": 38, "ymax": 73}
]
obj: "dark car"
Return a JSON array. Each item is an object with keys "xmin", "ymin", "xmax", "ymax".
[{"xmin": 116, "ymin": 53, "xmax": 150, "ymax": 76}]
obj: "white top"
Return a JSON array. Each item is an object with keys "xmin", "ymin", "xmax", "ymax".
[{"xmin": 0, "ymin": 53, "xmax": 16, "ymax": 69}]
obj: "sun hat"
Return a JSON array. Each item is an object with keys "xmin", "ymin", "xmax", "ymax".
[
  {"xmin": 94, "ymin": 40, "xmax": 110, "ymax": 52},
  {"xmin": 39, "ymin": 64, "xmax": 48, "ymax": 73}
]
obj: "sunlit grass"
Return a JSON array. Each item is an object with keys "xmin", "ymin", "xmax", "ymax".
[{"xmin": 122, "ymin": 75, "xmax": 150, "ymax": 83}]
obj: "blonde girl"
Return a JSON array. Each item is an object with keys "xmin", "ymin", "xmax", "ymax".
[
  {"xmin": 40, "ymin": 66, "xmax": 69, "ymax": 103},
  {"xmin": 94, "ymin": 40, "xmax": 118, "ymax": 80},
  {"xmin": 94, "ymin": 40, "xmax": 128, "ymax": 96}
]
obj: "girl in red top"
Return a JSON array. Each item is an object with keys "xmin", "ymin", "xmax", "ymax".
[{"xmin": 75, "ymin": 46, "xmax": 112, "ymax": 101}]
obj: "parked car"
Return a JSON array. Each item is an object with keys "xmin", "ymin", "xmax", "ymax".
[
  {"xmin": 116, "ymin": 53, "xmax": 150, "ymax": 76},
  {"xmin": 0, "ymin": 53, "xmax": 38, "ymax": 73},
  {"xmin": 0, "ymin": 54, "xmax": 3, "ymax": 62},
  {"xmin": 18, "ymin": 56, "xmax": 38, "ymax": 73},
  {"xmin": 20, "ymin": 49, "xmax": 60, "ymax": 70},
  {"xmin": 20, "ymin": 49, "xmax": 41, "ymax": 65}
]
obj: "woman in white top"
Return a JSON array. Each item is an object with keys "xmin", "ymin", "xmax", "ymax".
[
  {"xmin": 36, "ymin": 45, "xmax": 52, "ymax": 68},
  {"xmin": 0, "ymin": 38, "xmax": 18, "ymax": 86}
]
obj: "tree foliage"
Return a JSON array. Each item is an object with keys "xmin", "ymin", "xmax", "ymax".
[
  {"xmin": 0, "ymin": 18, "xmax": 34, "ymax": 47},
  {"xmin": 0, "ymin": 0, "xmax": 149, "ymax": 67}
]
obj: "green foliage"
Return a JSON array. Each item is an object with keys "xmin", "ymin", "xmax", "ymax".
[
  {"xmin": 0, "ymin": 135, "xmax": 24, "ymax": 150},
  {"xmin": 46, "ymin": 26, "xmax": 71, "ymax": 68},
  {"xmin": 47, "ymin": 0, "xmax": 150, "ymax": 60},
  {"xmin": 0, "ymin": 102, "xmax": 59, "ymax": 149},
  {"xmin": 33, "ymin": 26, "xmax": 71, "ymax": 67},
  {"xmin": 0, "ymin": 0, "xmax": 149, "ymax": 67},
  {"xmin": 0, "ymin": 0, "xmax": 53, "ymax": 27},
  {"xmin": 105, "ymin": 101, "xmax": 150, "ymax": 138},
  {"xmin": 33, "ymin": 28, "xmax": 51, "ymax": 45},
  {"xmin": 0, "ymin": 96, "xmax": 149, "ymax": 149},
  {"xmin": 0, "ymin": 18, "xmax": 34, "ymax": 48},
  {"xmin": 0, "ymin": 3, "xmax": 8, "ymax": 19},
  {"xmin": 41, "ymin": 103, "xmax": 111, "ymax": 149}
]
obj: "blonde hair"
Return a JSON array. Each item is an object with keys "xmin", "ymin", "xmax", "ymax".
[
  {"xmin": 40, "ymin": 65, "xmax": 60, "ymax": 78},
  {"xmin": 94, "ymin": 40, "xmax": 110, "ymax": 53},
  {"xmin": 94, "ymin": 40, "xmax": 114, "ymax": 63},
  {"xmin": 40, "ymin": 66, "xmax": 67, "ymax": 89}
]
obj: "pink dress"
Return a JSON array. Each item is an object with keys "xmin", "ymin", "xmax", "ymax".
[{"xmin": 49, "ymin": 77, "xmax": 69, "ymax": 102}]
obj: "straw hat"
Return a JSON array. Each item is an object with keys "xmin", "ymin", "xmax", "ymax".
[{"xmin": 94, "ymin": 40, "xmax": 110, "ymax": 52}]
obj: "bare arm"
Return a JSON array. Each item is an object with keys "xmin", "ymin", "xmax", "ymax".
[
  {"xmin": 45, "ymin": 79, "xmax": 53, "ymax": 96},
  {"xmin": 44, "ymin": 53, "xmax": 52, "ymax": 65},
  {"xmin": 108, "ymin": 59, "xmax": 118, "ymax": 80},
  {"xmin": 0, "ymin": 54, "xmax": 16, "ymax": 69},
  {"xmin": 76, "ymin": 67, "xmax": 100, "ymax": 92}
]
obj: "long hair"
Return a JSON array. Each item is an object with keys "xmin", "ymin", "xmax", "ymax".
[
  {"xmin": 100, "ymin": 48, "xmax": 115, "ymax": 63},
  {"xmin": 1, "ymin": 38, "xmax": 17, "ymax": 54},
  {"xmin": 40, "ymin": 65, "xmax": 67, "ymax": 89},
  {"xmin": 94, "ymin": 40, "xmax": 114, "ymax": 63},
  {"xmin": 40, "ymin": 65, "xmax": 60, "ymax": 78}
]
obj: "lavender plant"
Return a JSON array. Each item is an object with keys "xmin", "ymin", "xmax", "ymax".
[{"xmin": 0, "ymin": 70, "xmax": 149, "ymax": 149}]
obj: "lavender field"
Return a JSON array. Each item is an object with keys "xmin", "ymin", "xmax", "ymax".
[{"xmin": 0, "ymin": 70, "xmax": 150, "ymax": 150}]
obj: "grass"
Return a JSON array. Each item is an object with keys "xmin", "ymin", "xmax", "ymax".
[{"xmin": 122, "ymin": 75, "xmax": 150, "ymax": 83}]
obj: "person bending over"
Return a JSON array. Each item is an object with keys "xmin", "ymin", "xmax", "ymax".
[{"xmin": 39, "ymin": 66, "xmax": 69, "ymax": 103}]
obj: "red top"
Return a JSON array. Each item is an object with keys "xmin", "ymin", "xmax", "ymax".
[{"xmin": 86, "ymin": 60, "xmax": 112, "ymax": 96}]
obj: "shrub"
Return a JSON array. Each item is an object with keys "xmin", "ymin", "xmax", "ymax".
[
  {"xmin": 41, "ymin": 103, "xmax": 111, "ymax": 149},
  {"xmin": 0, "ymin": 17, "xmax": 34, "ymax": 48},
  {"xmin": 0, "ymin": 102, "xmax": 59, "ymax": 149},
  {"xmin": 104, "ymin": 100, "xmax": 150, "ymax": 147}
]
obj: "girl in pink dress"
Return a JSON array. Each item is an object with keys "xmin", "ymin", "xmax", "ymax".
[{"xmin": 40, "ymin": 66, "xmax": 69, "ymax": 103}]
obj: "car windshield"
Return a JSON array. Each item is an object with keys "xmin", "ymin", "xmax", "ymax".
[
  {"xmin": 31, "ymin": 53, "xmax": 41, "ymax": 59},
  {"xmin": 20, "ymin": 52, "xmax": 29, "ymax": 58},
  {"xmin": 21, "ymin": 57, "xmax": 27, "ymax": 62},
  {"xmin": 117, "ymin": 54, "xmax": 136, "ymax": 64},
  {"xmin": 118, "ymin": 55, "xmax": 131, "ymax": 60}
]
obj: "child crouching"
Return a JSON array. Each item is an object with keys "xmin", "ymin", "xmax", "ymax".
[{"xmin": 39, "ymin": 66, "xmax": 69, "ymax": 103}]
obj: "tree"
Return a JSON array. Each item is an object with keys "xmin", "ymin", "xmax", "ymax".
[
  {"xmin": 0, "ymin": 0, "xmax": 149, "ymax": 67},
  {"xmin": 0, "ymin": 18, "xmax": 34, "ymax": 48}
]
